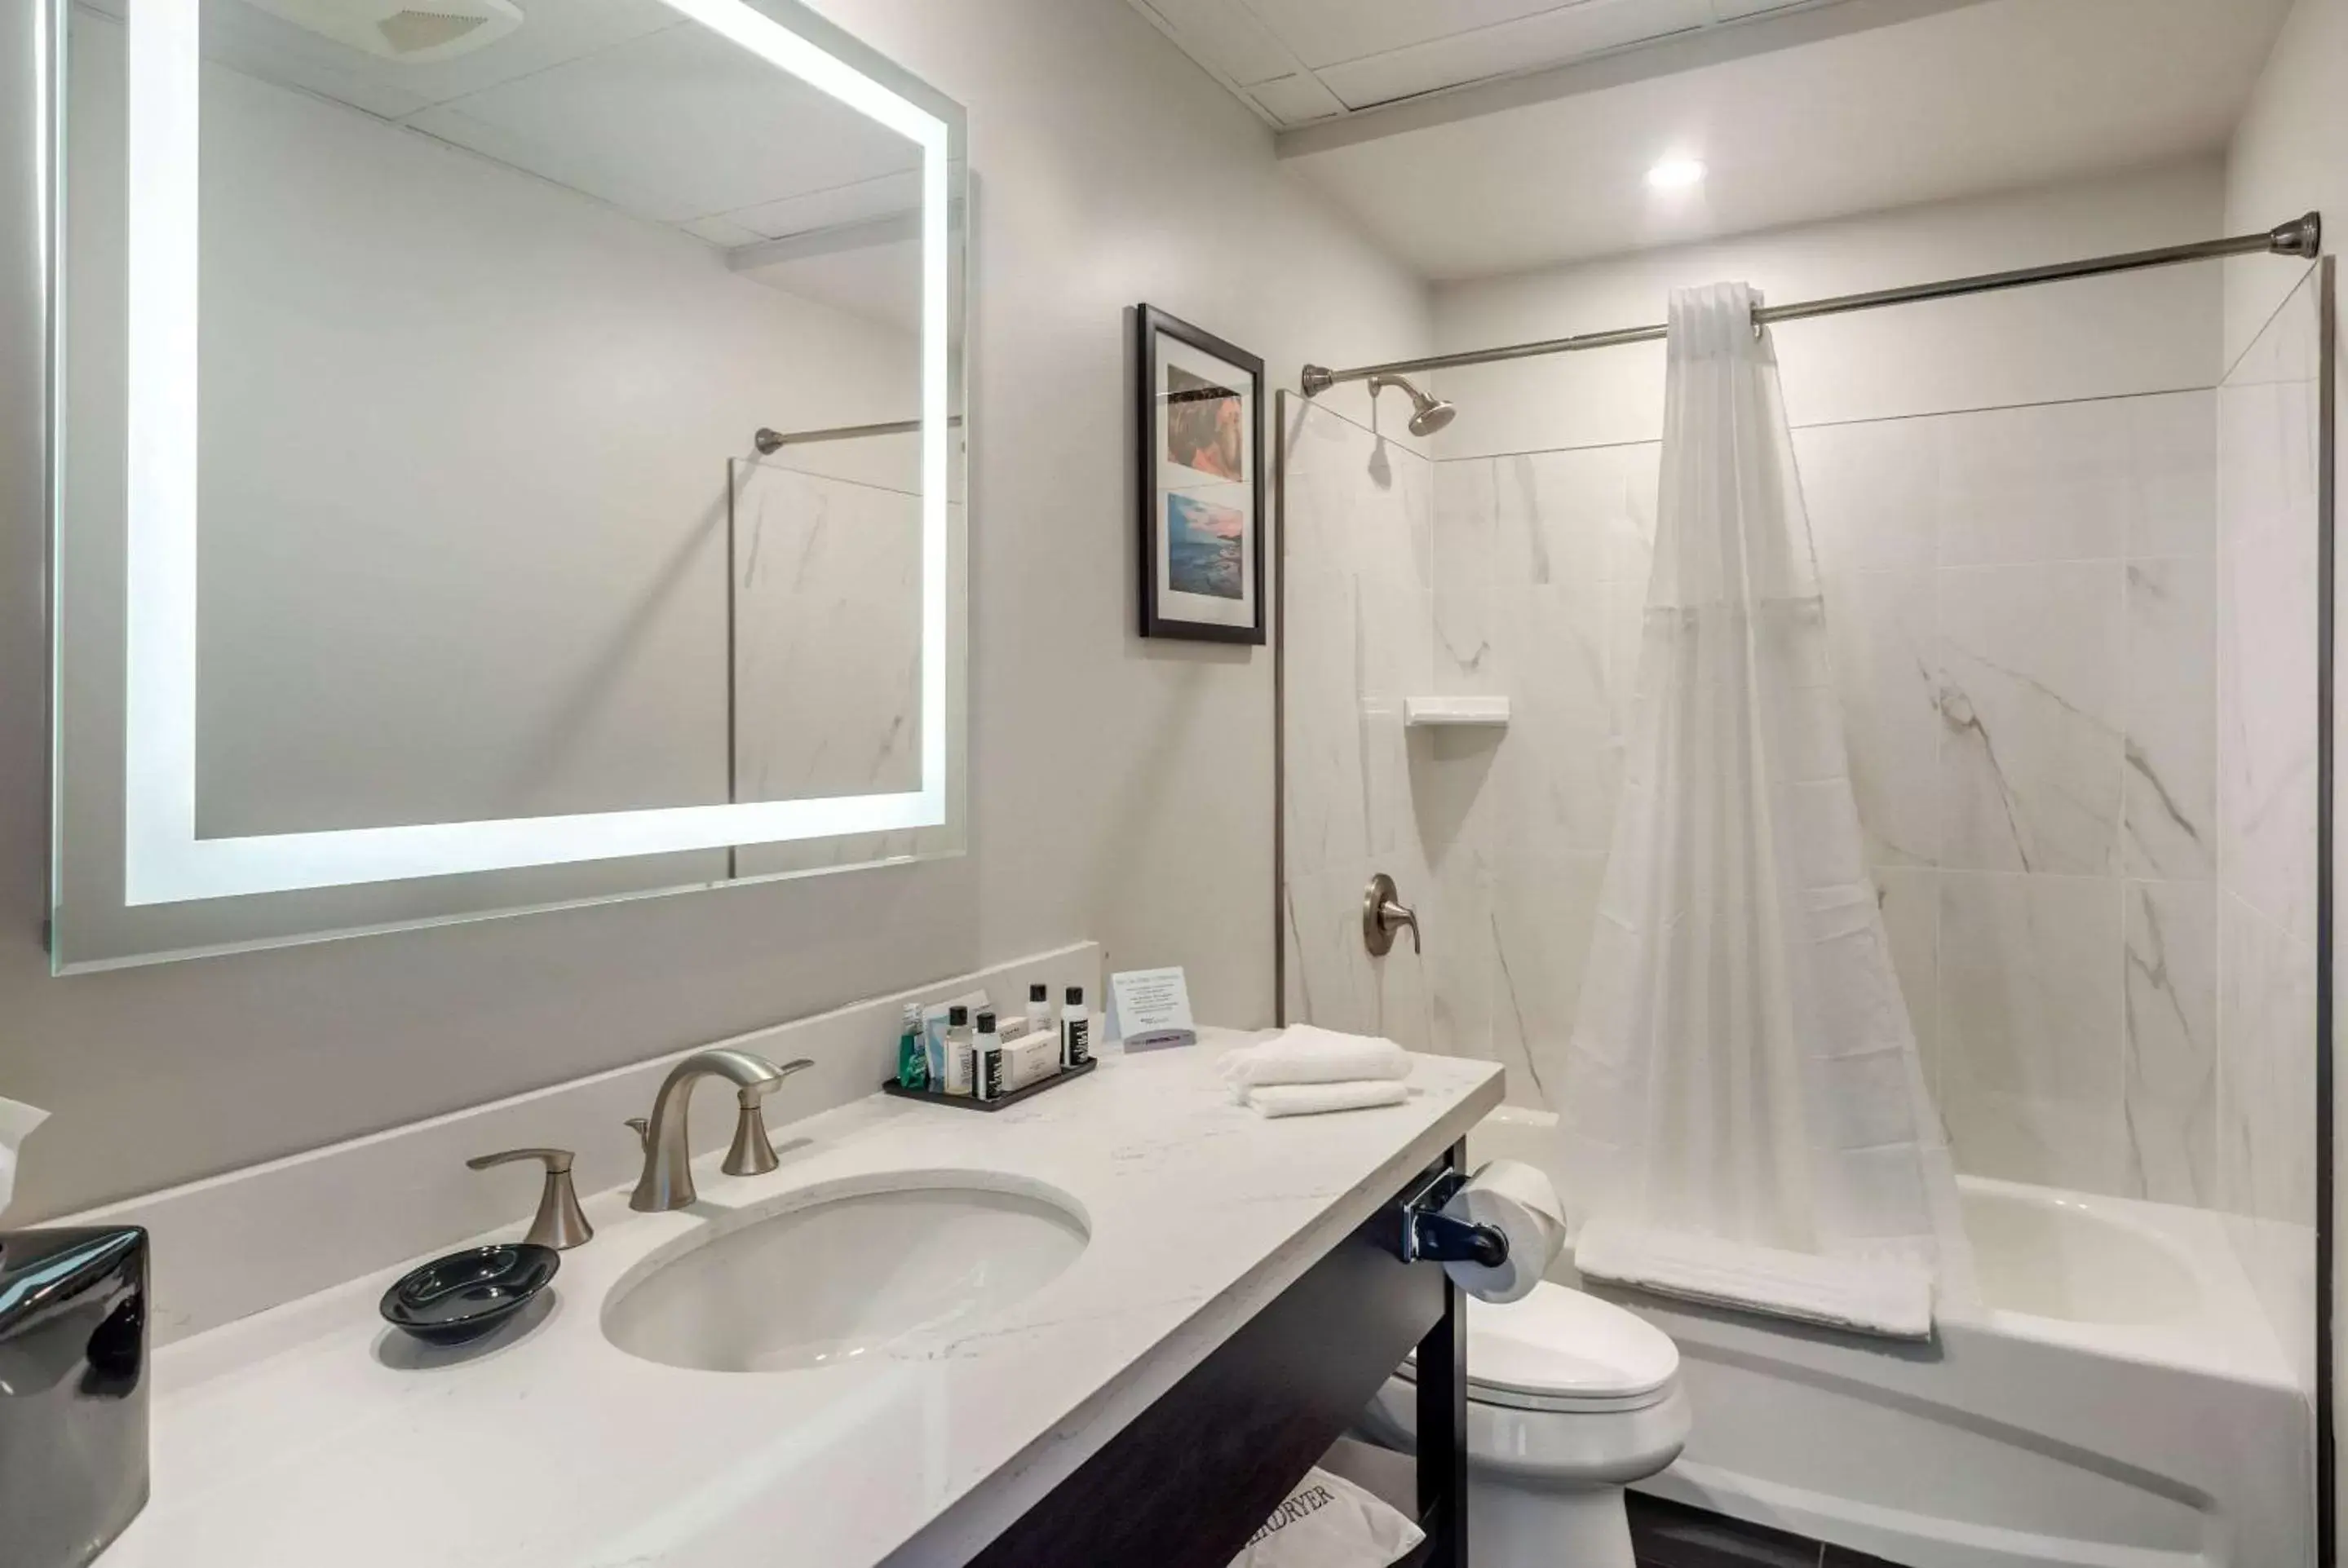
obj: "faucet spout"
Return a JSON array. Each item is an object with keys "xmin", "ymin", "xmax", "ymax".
[{"xmin": 629, "ymin": 1049, "xmax": 812, "ymax": 1212}]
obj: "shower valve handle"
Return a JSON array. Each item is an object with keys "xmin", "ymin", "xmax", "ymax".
[{"xmin": 1364, "ymin": 872, "xmax": 1421, "ymax": 957}]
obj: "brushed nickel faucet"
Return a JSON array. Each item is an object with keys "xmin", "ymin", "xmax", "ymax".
[{"xmin": 629, "ymin": 1049, "xmax": 813, "ymax": 1212}]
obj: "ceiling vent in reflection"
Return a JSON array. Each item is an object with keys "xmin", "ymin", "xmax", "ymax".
[{"xmin": 245, "ymin": 0, "xmax": 524, "ymax": 63}]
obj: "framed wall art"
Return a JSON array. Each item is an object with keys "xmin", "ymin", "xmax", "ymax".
[{"xmin": 1135, "ymin": 305, "xmax": 1266, "ymax": 644}]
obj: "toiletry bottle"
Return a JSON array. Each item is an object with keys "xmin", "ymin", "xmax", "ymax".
[
  {"xmin": 923, "ymin": 1003, "xmax": 950, "ymax": 1087},
  {"xmin": 1060, "ymin": 987, "xmax": 1091, "ymax": 1069},
  {"xmin": 895, "ymin": 1001, "xmax": 927, "ymax": 1091},
  {"xmin": 943, "ymin": 1005, "xmax": 975, "ymax": 1097},
  {"xmin": 975, "ymin": 1011, "xmax": 1004, "ymax": 1102},
  {"xmin": 1028, "ymin": 983, "xmax": 1050, "ymax": 1039}
]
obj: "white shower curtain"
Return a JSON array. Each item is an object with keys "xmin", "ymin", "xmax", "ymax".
[{"xmin": 1556, "ymin": 283, "xmax": 1972, "ymax": 1308}]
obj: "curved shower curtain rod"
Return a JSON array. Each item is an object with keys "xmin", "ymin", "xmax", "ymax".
[{"xmin": 1298, "ymin": 211, "xmax": 2323, "ymax": 396}]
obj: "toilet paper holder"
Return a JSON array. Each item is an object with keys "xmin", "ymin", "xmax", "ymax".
[{"xmin": 1387, "ymin": 1166, "xmax": 1510, "ymax": 1269}]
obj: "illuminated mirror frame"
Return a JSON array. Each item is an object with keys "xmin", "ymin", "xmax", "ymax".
[{"xmin": 117, "ymin": 0, "xmax": 953, "ymax": 905}]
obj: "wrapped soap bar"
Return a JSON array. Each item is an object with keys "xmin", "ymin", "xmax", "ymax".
[{"xmin": 1002, "ymin": 1030, "xmax": 1060, "ymax": 1093}]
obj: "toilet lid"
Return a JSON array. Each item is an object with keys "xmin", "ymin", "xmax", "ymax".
[{"xmin": 1408, "ymin": 1283, "xmax": 1680, "ymax": 1411}]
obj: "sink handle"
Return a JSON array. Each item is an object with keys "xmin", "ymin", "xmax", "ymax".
[
  {"xmin": 723, "ymin": 1058, "xmax": 811, "ymax": 1176},
  {"xmin": 467, "ymin": 1146, "xmax": 593, "ymax": 1251}
]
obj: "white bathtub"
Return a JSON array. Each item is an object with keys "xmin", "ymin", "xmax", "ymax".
[{"xmin": 1470, "ymin": 1119, "xmax": 2317, "ymax": 1567}]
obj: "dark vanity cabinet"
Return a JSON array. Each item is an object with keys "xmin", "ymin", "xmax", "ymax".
[{"xmin": 971, "ymin": 1145, "xmax": 1470, "ymax": 1568}]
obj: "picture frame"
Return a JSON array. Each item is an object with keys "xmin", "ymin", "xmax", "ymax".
[{"xmin": 1135, "ymin": 305, "xmax": 1267, "ymax": 644}]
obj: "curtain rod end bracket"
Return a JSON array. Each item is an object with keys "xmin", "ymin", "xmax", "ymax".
[
  {"xmin": 2271, "ymin": 212, "xmax": 2323, "ymax": 259},
  {"xmin": 1300, "ymin": 364, "xmax": 1334, "ymax": 398}
]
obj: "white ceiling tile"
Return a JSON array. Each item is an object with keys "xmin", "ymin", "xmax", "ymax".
[
  {"xmin": 1711, "ymin": 0, "xmax": 1814, "ymax": 16},
  {"xmin": 720, "ymin": 170, "xmax": 925, "ymax": 241},
  {"xmin": 1239, "ymin": 0, "xmax": 1605, "ymax": 70},
  {"xmin": 401, "ymin": 25, "xmax": 918, "ymax": 226},
  {"xmin": 681, "ymin": 213, "xmax": 764, "ymax": 247},
  {"xmin": 1248, "ymin": 72, "xmax": 1350, "ymax": 125},
  {"xmin": 1137, "ymin": 0, "xmax": 1299, "ymax": 85},
  {"xmin": 1282, "ymin": 0, "xmax": 2292, "ymax": 280},
  {"xmin": 200, "ymin": 0, "xmax": 685, "ymax": 116},
  {"xmin": 1315, "ymin": 0, "xmax": 1711, "ymax": 109}
]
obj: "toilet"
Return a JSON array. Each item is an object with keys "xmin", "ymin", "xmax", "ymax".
[{"xmin": 1357, "ymin": 1280, "xmax": 1688, "ymax": 1568}]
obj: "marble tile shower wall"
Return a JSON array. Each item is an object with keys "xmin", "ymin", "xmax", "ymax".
[
  {"xmin": 2213, "ymin": 269, "xmax": 2323, "ymax": 1389},
  {"xmin": 1282, "ymin": 397, "xmax": 1439, "ymax": 1048},
  {"xmin": 1285, "ymin": 385, "xmax": 2249, "ymax": 1209}
]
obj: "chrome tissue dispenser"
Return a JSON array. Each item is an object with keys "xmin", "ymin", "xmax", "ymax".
[{"xmin": 0, "ymin": 1226, "xmax": 151, "ymax": 1566}]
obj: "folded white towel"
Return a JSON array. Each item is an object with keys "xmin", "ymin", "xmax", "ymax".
[
  {"xmin": 1573, "ymin": 1219, "xmax": 1935, "ymax": 1341},
  {"xmin": 1221, "ymin": 1026, "xmax": 1410, "ymax": 1098},
  {"xmin": 1244, "ymin": 1080, "xmax": 1409, "ymax": 1118}
]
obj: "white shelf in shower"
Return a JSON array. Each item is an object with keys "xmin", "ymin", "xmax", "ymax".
[{"xmin": 1404, "ymin": 696, "xmax": 1510, "ymax": 728}]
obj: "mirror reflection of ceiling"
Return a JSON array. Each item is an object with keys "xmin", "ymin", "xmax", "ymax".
[{"xmin": 101, "ymin": 0, "xmax": 926, "ymax": 325}]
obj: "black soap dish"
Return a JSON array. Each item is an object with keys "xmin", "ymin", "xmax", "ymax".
[
  {"xmin": 882, "ymin": 1058, "xmax": 1097, "ymax": 1112},
  {"xmin": 380, "ymin": 1243, "xmax": 558, "ymax": 1345}
]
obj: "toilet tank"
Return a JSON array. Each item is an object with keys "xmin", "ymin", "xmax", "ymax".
[
  {"xmin": 1466, "ymin": 1105, "xmax": 1578, "ymax": 1286},
  {"xmin": 1466, "ymin": 1103, "xmax": 1563, "ymax": 1179}
]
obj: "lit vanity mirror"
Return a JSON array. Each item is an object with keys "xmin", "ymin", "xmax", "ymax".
[{"xmin": 47, "ymin": 0, "xmax": 967, "ymax": 969}]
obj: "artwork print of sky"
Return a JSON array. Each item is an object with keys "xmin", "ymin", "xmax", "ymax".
[{"xmin": 1167, "ymin": 493, "xmax": 1245, "ymax": 599}]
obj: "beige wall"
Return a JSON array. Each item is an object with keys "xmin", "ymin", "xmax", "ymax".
[
  {"xmin": 2224, "ymin": 0, "xmax": 2347, "ymax": 365},
  {"xmin": 0, "ymin": 0, "xmax": 1429, "ymax": 1219}
]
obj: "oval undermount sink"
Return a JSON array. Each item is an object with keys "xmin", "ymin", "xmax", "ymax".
[{"xmin": 602, "ymin": 1174, "xmax": 1090, "ymax": 1373}]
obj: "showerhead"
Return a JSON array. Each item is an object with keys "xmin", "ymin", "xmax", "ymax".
[{"xmin": 1369, "ymin": 373, "xmax": 1457, "ymax": 437}]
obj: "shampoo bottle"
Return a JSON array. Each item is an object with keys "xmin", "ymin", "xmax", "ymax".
[
  {"xmin": 975, "ymin": 1011, "xmax": 1004, "ymax": 1102},
  {"xmin": 1059, "ymin": 987, "xmax": 1091, "ymax": 1070}
]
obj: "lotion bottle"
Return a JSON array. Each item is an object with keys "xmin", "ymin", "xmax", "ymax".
[{"xmin": 943, "ymin": 1005, "xmax": 975, "ymax": 1097}]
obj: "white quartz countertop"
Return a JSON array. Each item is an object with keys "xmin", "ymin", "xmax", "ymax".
[{"xmin": 96, "ymin": 1033, "xmax": 1501, "ymax": 1568}]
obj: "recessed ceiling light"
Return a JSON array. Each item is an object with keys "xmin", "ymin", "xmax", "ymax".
[{"xmin": 1647, "ymin": 157, "xmax": 1706, "ymax": 191}]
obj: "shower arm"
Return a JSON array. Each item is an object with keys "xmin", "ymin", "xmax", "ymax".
[{"xmin": 1299, "ymin": 212, "xmax": 2322, "ymax": 396}]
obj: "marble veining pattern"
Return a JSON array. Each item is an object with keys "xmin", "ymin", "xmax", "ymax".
[
  {"xmin": 732, "ymin": 461, "xmax": 922, "ymax": 806},
  {"xmin": 1280, "ymin": 379, "xmax": 2316, "ymax": 1245},
  {"xmin": 1936, "ymin": 560, "xmax": 2125, "ymax": 877},
  {"xmin": 2120, "ymin": 879, "xmax": 2217, "ymax": 1206},
  {"xmin": 97, "ymin": 1040, "xmax": 1504, "ymax": 1568},
  {"xmin": 2209, "ymin": 267, "xmax": 2324, "ymax": 1394},
  {"xmin": 2121, "ymin": 558, "xmax": 2217, "ymax": 881}
]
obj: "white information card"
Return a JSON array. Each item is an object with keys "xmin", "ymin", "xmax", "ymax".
[{"xmin": 1108, "ymin": 966, "xmax": 1196, "ymax": 1052}]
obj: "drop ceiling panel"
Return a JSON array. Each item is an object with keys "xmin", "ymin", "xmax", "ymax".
[
  {"xmin": 1249, "ymin": 71, "xmax": 1349, "ymax": 124},
  {"xmin": 720, "ymin": 170, "xmax": 926, "ymax": 242},
  {"xmin": 1239, "ymin": 0, "xmax": 1618, "ymax": 70},
  {"xmin": 192, "ymin": 0, "xmax": 684, "ymax": 119},
  {"xmin": 401, "ymin": 25, "xmax": 918, "ymax": 227},
  {"xmin": 1134, "ymin": 0, "xmax": 1298, "ymax": 86},
  {"xmin": 1316, "ymin": 0, "xmax": 1711, "ymax": 110},
  {"xmin": 1278, "ymin": 0, "xmax": 2292, "ymax": 279},
  {"xmin": 1125, "ymin": 0, "xmax": 1864, "ymax": 125}
]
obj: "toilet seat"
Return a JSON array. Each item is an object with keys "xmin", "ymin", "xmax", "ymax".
[{"xmin": 1400, "ymin": 1283, "xmax": 1681, "ymax": 1414}]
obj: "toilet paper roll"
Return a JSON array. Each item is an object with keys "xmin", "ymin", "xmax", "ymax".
[
  {"xmin": 0, "ymin": 1097, "xmax": 49, "ymax": 1221},
  {"xmin": 1439, "ymin": 1159, "xmax": 1564, "ymax": 1305}
]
